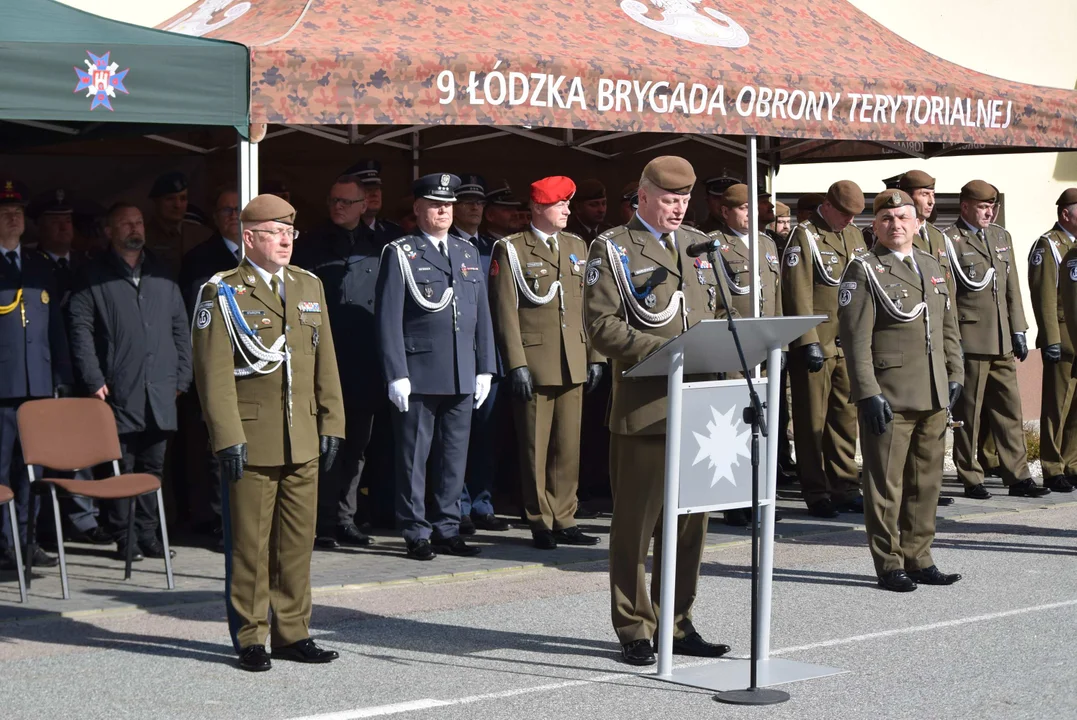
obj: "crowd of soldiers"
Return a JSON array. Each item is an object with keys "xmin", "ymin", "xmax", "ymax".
[{"xmin": 1, "ymin": 153, "xmax": 1074, "ymax": 670}]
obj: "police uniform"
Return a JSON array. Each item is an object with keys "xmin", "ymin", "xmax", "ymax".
[
  {"xmin": 146, "ymin": 172, "xmax": 212, "ymax": 276},
  {"xmin": 584, "ymin": 157, "xmax": 733, "ymax": 663},
  {"xmin": 838, "ymin": 191, "xmax": 963, "ymax": 590},
  {"xmin": 1027, "ymin": 188, "xmax": 1077, "ymax": 491},
  {"xmin": 489, "ymin": 176, "xmax": 603, "ymax": 546},
  {"xmin": 191, "ymin": 195, "xmax": 345, "ymax": 666},
  {"xmin": 343, "ymin": 160, "xmax": 405, "ymax": 246},
  {"xmin": 698, "ymin": 176, "xmax": 739, "ymax": 234},
  {"xmin": 781, "ymin": 181, "xmax": 869, "ymax": 515},
  {"xmin": 374, "ymin": 174, "xmax": 497, "ymax": 559}
]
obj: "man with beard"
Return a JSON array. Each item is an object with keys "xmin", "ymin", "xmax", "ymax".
[
  {"xmin": 769, "ymin": 201, "xmax": 792, "ymax": 245},
  {"xmin": 68, "ymin": 203, "xmax": 191, "ymax": 561},
  {"xmin": 566, "ymin": 179, "xmax": 613, "ymax": 242},
  {"xmin": 146, "ymin": 171, "xmax": 211, "ymax": 275},
  {"xmin": 345, "ymin": 160, "xmax": 405, "ymax": 246}
]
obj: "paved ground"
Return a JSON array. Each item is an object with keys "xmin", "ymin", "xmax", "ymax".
[{"xmin": 1, "ymin": 479, "xmax": 1076, "ymax": 720}]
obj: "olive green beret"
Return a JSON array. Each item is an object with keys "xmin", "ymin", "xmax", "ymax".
[
  {"xmin": 573, "ymin": 178, "xmax": 606, "ymax": 202},
  {"xmin": 899, "ymin": 170, "xmax": 935, "ymax": 191},
  {"xmin": 775, "ymin": 201, "xmax": 790, "ymax": 218},
  {"xmin": 1057, "ymin": 188, "xmax": 1077, "ymax": 207},
  {"xmin": 722, "ymin": 183, "xmax": 750, "ymax": 208},
  {"xmin": 960, "ymin": 180, "xmax": 997, "ymax": 203},
  {"xmin": 240, "ymin": 194, "xmax": 296, "ymax": 225},
  {"xmin": 798, "ymin": 193, "xmax": 825, "ymax": 214},
  {"xmin": 873, "ymin": 189, "xmax": 914, "ymax": 215},
  {"xmin": 826, "ymin": 180, "xmax": 865, "ymax": 215},
  {"xmin": 641, "ymin": 156, "xmax": 696, "ymax": 195}
]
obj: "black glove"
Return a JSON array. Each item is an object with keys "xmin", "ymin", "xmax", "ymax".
[
  {"xmin": 217, "ymin": 444, "xmax": 247, "ymax": 484},
  {"xmin": 1044, "ymin": 343, "xmax": 1062, "ymax": 364},
  {"xmin": 857, "ymin": 394, "xmax": 893, "ymax": 437},
  {"xmin": 53, "ymin": 384, "xmax": 73, "ymax": 399},
  {"xmin": 509, "ymin": 366, "xmax": 533, "ymax": 402},
  {"xmin": 320, "ymin": 435, "xmax": 340, "ymax": 472},
  {"xmin": 948, "ymin": 382, "xmax": 963, "ymax": 411},
  {"xmin": 585, "ymin": 363, "xmax": 604, "ymax": 394},
  {"xmin": 803, "ymin": 343, "xmax": 825, "ymax": 373},
  {"xmin": 1012, "ymin": 333, "xmax": 1028, "ymax": 362}
]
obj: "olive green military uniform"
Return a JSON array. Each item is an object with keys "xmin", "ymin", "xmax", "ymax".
[
  {"xmin": 192, "ymin": 257, "xmax": 345, "ymax": 651},
  {"xmin": 707, "ymin": 223, "xmax": 782, "ymax": 320},
  {"xmin": 915, "ymin": 222, "xmax": 956, "ymax": 298},
  {"xmin": 488, "ymin": 229, "xmax": 602, "ymax": 532},
  {"xmin": 781, "ymin": 214, "xmax": 868, "ymax": 505},
  {"xmin": 839, "ymin": 245, "xmax": 962, "ymax": 574},
  {"xmin": 584, "ymin": 215, "xmax": 733, "ymax": 645},
  {"xmin": 147, "ymin": 214, "xmax": 211, "ymax": 276},
  {"xmin": 1055, "ymin": 245, "xmax": 1077, "ymax": 449},
  {"xmin": 944, "ymin": 221, "xmax": 1031, "ymax": 488}
]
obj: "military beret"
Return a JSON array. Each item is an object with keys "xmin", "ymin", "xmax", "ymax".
[
  {"xmin": 959, "ymin": 180, "xmax": 995, "ymax": 202},
  {"xmin": 531, "ymin": 176, "xmax": 576, "ymax": 205},
  {"xmin": 343, "ymin": 159, "xmax": 382, "ymax": 185},
  {"xmin": 183, "ymin": 204, "xmax": 211, "ymax": 227},
  {"xmin": 705, "ymin": 175, "xmax": 740, "ymax": 196},
  {"xmin": 798, "ymin": 193, "xmax": 825, "ymax": 214},
  {"xmin": 574, "ymin": 179, "xmax": 606, "ymax": 202},
  {"xmin": 485, "ymin": 179, "xmax": 522, "ymax": 208},
  {"xmin": 881, "ymin": 174, "xmax": 904, "ymax": 190},
  {"xmin": 775, "ymin": 201, "xmax": 791, "ymax": 218},
  {"xmin": 826, "ymin": 180, "xmax": 865, "ymax": 215},
  {"xmin": 621, "ymin": 181, "xmax": 639, "ymax": 209},
  {"xmin": 27, "ymin": 188, "xmax": 73, "ymax": 218},
  {"xmin": 413, "ymin": 173, "xmax": 459, "ymax": 203},
  {"xmin": 0, "ymin": 179, "xmax": 29, "ymax": 207},
  {"xmin": 642, "ymin": 156, "xmax": 695, "ymax": 195},
  {"xmin": 899, "ymin": 170, "xmax": 935, "ymax": 191},
  {"xmin": 240, "ymin": 194, "xmax": 297, "ymax": 225},
  {"xmin": 149, "ymin": 171, "xmax": 188, "ymax": 199},
  {"xmin": 457, "ymin": 174, "xmax": 487, "ymax": 200},
  {"xmin": 1056, "ymin": 188, "xmax": 1077, "ymax": 207},
  {"xmin": 721, "ymin": 183, "xmax": 750, "ymax": 208},
  {"xmin": 872, "ymin": 189, "xmax": 914, "ymax": 215}
]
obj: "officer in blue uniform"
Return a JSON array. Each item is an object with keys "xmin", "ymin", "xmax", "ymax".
[
  {"xmin": 343, "ymin": 160, "xmax": 405, "ymax": 247},
  {"xmin": 0, "ymin": 179, "xmax": 72, "ymax": 571},
  {"xmin": 375, "ymin": 173, "xmax": 497, "ymax": 560}
]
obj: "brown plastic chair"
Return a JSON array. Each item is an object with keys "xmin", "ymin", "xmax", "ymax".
[
  {"xmin": 17, "ymin": 398, "xmax": 174, "ymax": 598},
  {"xmin": 0, "ymin": 485, "xmax": 27, "ymax": 603}
]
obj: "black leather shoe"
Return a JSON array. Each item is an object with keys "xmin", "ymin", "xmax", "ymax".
[
  {"xmin": 140, "ymin": 537, "xmax": 176, "ymax": 559},
  {"xmin": 314, "ymin": 535, "xmax": 340, "ymax": 550},
  {"xmin": 30, "ymin": 547, "xmax": 59, "ymax": 568},
  {"xmin": 878, "ymin": 569, "xmax": 917, "ymax": 592},
  {"xmin": 336, "ymin": 523, "xmax": 372, "ymax": 546},
  {"xmin": 406, "ymin": 539, "xmax": 436, "ymax": 561},
  {"xmin": 553, "ymin": 526, "xmax": 600, "ymax": 546},
  {"xmin": 68, "ymin": 526, "xmax": 113, "ymax": 545},
  {"xmin": 115, "ymin": 540, "xmax": 144, "ymax": 562},
  {"xmin": 1044, "ymin": 476, "xmax": 1073, "ymax": 493},
  {"xmin": 272, "ymin": 638, "xmax": 338, "ymax": 663},
  {"xmin": 432, "ymin": 535, "xmax": 481, "ymax": 557},
  {"xmin": 238, "ymin": 645, "xmax": 272, "ymax": 672},
  {"xmin": 724, "ymin": 509, "xmax": 750, "ymax": 526},
  {"xmin": 574, "ymin": 501, "xmax": 600, "ymax": 520},
  {"xmin": 472, "ymin": 513, "xmax": 510, "ymax": 531},
  {"xmin": 964, "ymin": 484, "xmax": 992, "ymax": 500},
  {"xmin": 907, "ymin": 565, "xmax": 961, "ymax": 585},
  {"xmin": 835, "ymin": 495, "xmax": 864, "ymax": 513},
  {"xmin": 621, "ymin": 639, "xmax": 656, "ymax": 666},
  {"xmin": 937, "ymin": 496, "xmax": 955, "ymax": 507},
  {"xmin": 459, "ymin": 515, "xmax": 476, "ymax": 536},
  {"xmin": 1008, "ymin": 479, "xmax": 1051, "ymax": 498},
  {"xmin": 807, "ymin": 498, "xmax": 839, "ymax": 518},
  {"xmin": 532, "ymin": 529, "xmax": 557, "ymax": 550},
  {"xmin": 669, "ymin": 631, "xmax": 731, "ymax": 658}
]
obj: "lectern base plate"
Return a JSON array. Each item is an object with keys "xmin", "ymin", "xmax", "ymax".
[{"xmin": 653, "ymin": 658, "xmax": 845, "ymax": 693}]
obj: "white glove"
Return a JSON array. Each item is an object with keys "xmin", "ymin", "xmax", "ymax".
[
  {"xmin": 388, "ymin": 377, "xmax": 411, "ymax": 413},
  {"xmin": 474, "ymin": 373, "xmax": 492, "ymax": 409}
]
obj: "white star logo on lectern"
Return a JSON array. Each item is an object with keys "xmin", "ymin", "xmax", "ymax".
[{"xmin": 691, "ymin": 405, "xmax": 751, "ymax": 487}]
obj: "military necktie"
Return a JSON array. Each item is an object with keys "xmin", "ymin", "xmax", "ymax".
[
  {"xmin": 547, "ymin": 233, "xmax": 557, "ymax": 255},
  {"xmin": 903, "ymin": 255, "xmax": 918, "ymax": 276},
  {"xmin": 919, "ymin": 226, "xmax": 929, "ymax": 245},
  {"xmin": 5, "ymin": 250, "xmax": 19, "ymax": 278},
  {"xmin": 57, "ymin": 257, "xmax": 69, "ymax": 271},
  {"xmin": 271, "ymin": 275, "xmax": 283, "ymax": 304},
  {"xmin": 660, "ymin": 233, "xmax": 676, "ymax": 261}
]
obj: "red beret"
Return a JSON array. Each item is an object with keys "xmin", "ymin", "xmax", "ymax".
[{"xmin": 531, "ymin": 176, "xmax": 576, "ymax": 205}]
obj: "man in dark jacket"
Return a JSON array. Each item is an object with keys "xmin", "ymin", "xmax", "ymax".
[
  {"xmin": 293, "ymin": 176, "xmax": 377, "ymax": 549},
  {"xmin": 67, "ymin": 202, "xmax": 192, "ymax": 561}
]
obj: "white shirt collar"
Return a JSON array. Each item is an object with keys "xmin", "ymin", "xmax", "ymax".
[
  {"xmin": 530, "ymin": 224, "xmax": 556, "ymax": 244},
  {"xmin": 221, "ymin": 236, "xmax": 240, "ymax": 257},
  {"xmin": 3, "ymin": 244, "xmax": 21, "ymax": 266},
  {"xmin": 634, "ymin": 213, "xmax": 670, "ymax": 243},
  {"xmin": 46, "ymin": 250, "xmax": 70, "ymax": 263},
  {"xmin": 1056, "ymin": 223, "xmax": 1075, "ymax": 242},
  {"xmin": 961, "ymin": 218, "xmax": 986, "ymax": 235},
  {"xmin": 247, "ymin": 258, "xmax": 285, "ymax": 299},
  {"xmin": 890, "ymin": 248, "xmax": 917, "ymax": 267},
  {"xmin": 453, "ymin": 226, "xmax": 478, "ymax": 242},
  {"xmin": 421, "ymin": 229, "xmax": 449, "ymax": 251}
]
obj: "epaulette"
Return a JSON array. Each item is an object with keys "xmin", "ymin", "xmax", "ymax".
[
  {"xmin": 388, "ymin": 235, "xmax": 420, "ymax": 248},
  {"xmin": 207, "ymin": 267, "xmax": 239, "ymax": 285},
  {"xmin": 502, "ymin": 231, "xmax": 525, "ymax": 243},
  {"xmin": 453, "ymin": 235, "xmax": 478, "ymax": 249},
  {"xmin": 679, "ymin": 224, "xmax": 709, "ymax": 240},
  {"xmin": 288, "ymin": 264, "xmax": 318, "ymax": 278},
  {"xmin": 596, "ymin": 225, "xmax": 629, "ymax": 244},
  {"xmin": 560, "ymin": 231, "xmax": 584, "ymax": 243}
]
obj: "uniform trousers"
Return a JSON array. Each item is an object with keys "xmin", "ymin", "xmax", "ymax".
[
  {"xmin": 788, "ymin": 354, "xmax": 860, "ymax": 504},
  {"xmin": 515, "ymin": 383, "xmax": 583, "ymax": 531},
  {"xmin": 860, "ymin": 408, "xmax": 945, "ymax": 575},
  {"xmin": 462, "ymin": 379, "xmax": 500, "ymax": 517},
  {"xmin": 109, "ymin": 424, "xmax": 169, "ymax": 542},
  {"xmin": 391, "ymin": 393, "xmax": 472, "ymax": 544},
  {"xmin": 953, "ymin": 353, "xmax": 1032, "ymax": 488},
  {"xmin": 0, "ymin": 403, "xmax": 35, "ymax": 551},
  {"xmin": 1039, "ymin": 352, "xmax": 1077, "ymax": 478},
  {"xmin": 609, "ymin": 433, "xmax": 706, "ymax": 645},
  {"xmin": 223, "ymin": 458, "xmax": 318, "ymax": 652},
  {"xmin": 316, "ymin": 402, "xmax": 375, "ymax": 533}
]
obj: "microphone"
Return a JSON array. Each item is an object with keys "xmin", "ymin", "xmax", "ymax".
[{"xmin": 685, "ymin": 238, "xmax": 719, "ymax": 258}]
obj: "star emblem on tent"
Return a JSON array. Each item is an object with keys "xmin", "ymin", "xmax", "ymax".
[
  {"xmin": 73, "ymin": 51, "xmax": 130, "ymax": 111},
  {"xmin": 691, "ymin": 405, "xmax": 751, "ymax": 487}
]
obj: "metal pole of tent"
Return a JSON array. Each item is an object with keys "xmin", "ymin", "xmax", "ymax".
[{"xmin": 412, "ymin": 129, "xmax": 420, "ymax": 181}]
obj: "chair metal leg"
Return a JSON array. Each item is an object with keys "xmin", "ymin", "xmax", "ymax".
[
  {"xmin": 49, "ymin": 485, "xmax": 69, "ymax": 600},
  {"xmin": 6, "ymin": 502, "xmax": 26, "ymax": 603},
  {"xmin": 156, "ymin": 488, "xmax": 174, "ymax": 590},
  {"xmin": 124, "ymin": 497, "xmax": 135, "ymax": 581},
  {"xmin": 25, "ymin": 493, "xmax": 36, "ymax": 590}
]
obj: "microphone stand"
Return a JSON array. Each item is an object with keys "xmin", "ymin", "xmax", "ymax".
[{"xmin": 705, "ymin": 246, "xmax": 789, "ymax": 706}]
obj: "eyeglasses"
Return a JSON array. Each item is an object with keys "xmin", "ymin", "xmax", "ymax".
[
  {"xmin": 248, "ymin": 227, "xmax": 299, "ymax": 241},
  {"xmin": 329, "ymin": 197, "xmax": 364, "ymax": 208}
]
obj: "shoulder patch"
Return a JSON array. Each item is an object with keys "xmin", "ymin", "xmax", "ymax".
[{"xmin": 195, "ymin": 306, "xmax": 212, "ymax": 330}]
